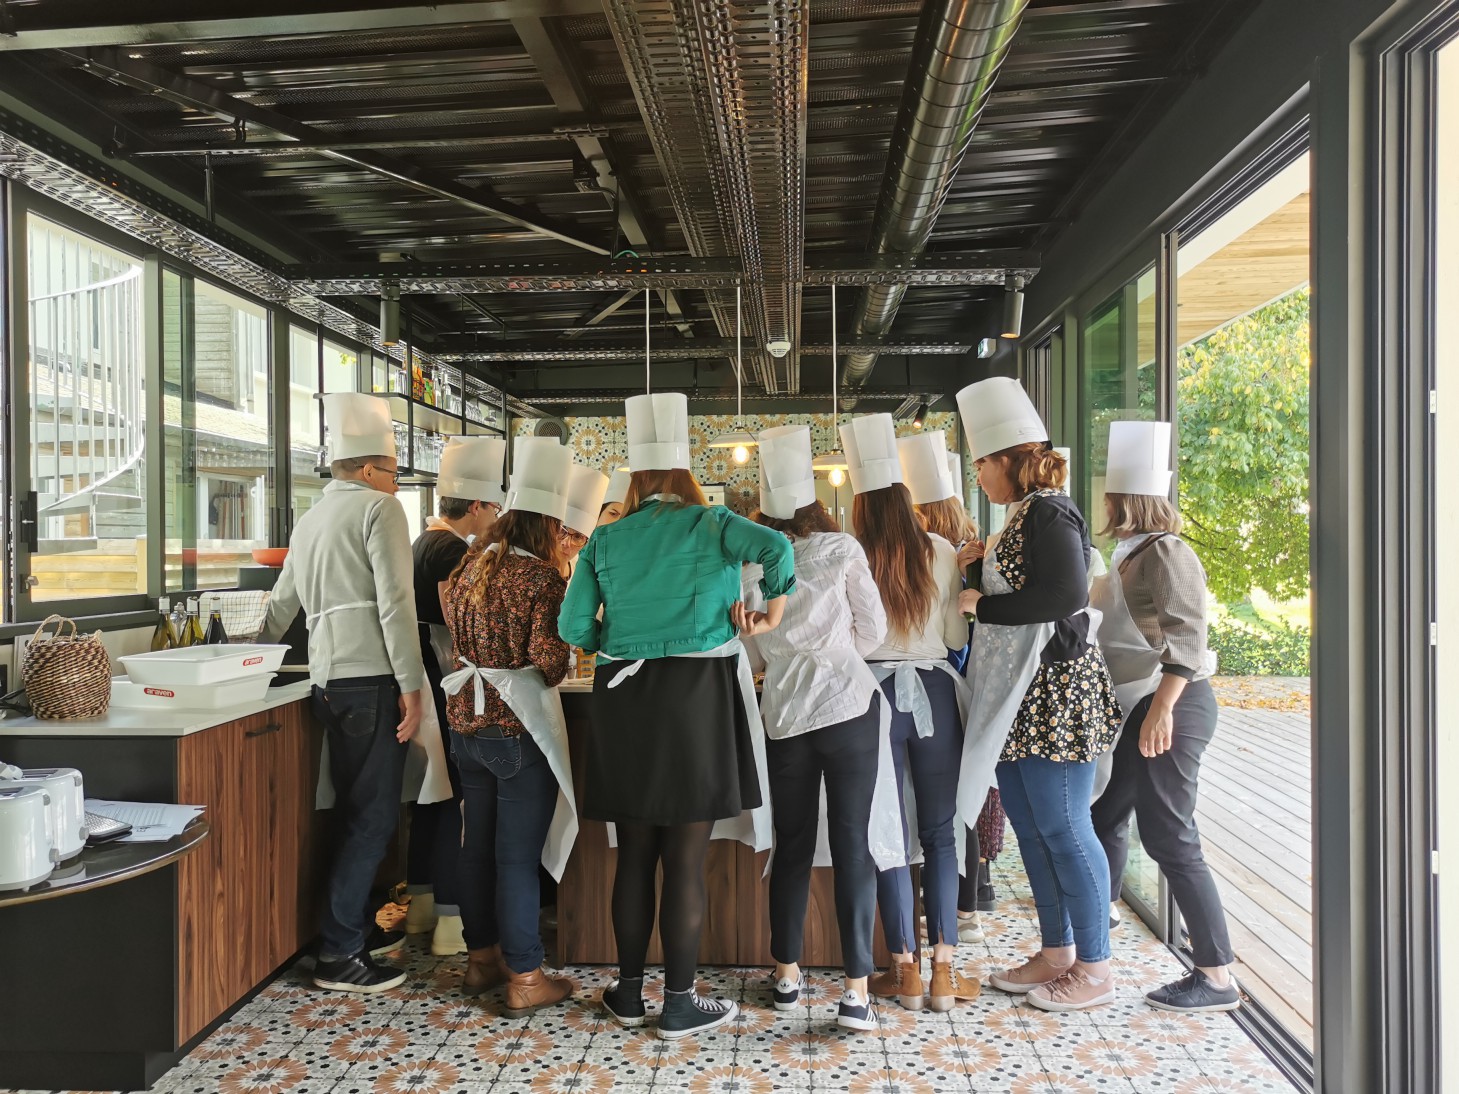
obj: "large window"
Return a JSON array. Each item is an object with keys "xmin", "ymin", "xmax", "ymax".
[
  {"xmin": 162, "ymin": 272, "xmax": 273, "ymax": 591},
  {"xmin": 23, "ymin": 214, "xmax": 149, "ymax": 604}
]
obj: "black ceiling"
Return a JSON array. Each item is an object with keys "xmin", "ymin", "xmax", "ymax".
[{"xmin": 0, "ymin": 0, "xmax": 1256, "ymax": 412}]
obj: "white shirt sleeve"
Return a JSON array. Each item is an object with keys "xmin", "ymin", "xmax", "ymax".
[
  {"xmin": 934, "ymin": 536, "xmax": 969, "ymax": 651},
  {"xmin": 844, "ymin": 546, "xmax": 888, "ymax": 658}
]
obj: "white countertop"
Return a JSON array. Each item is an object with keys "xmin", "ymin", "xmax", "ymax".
[{"xmin": 0, "ymin": 680, "xmax": 314, "ymax": 738}]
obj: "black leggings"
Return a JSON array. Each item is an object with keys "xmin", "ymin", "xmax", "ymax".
[{"xmin": 613, "ymin": 820, "xmax": 715, "ymax": 992}]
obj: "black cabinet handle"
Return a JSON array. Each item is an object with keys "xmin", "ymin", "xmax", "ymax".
[{"xmin": 245, "ymin": 723, "xmax": 282, "ymax": 739}]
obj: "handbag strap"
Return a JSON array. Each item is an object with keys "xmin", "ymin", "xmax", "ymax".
[{"xmin": 1117, "ymin": 532, "xmax": 1173, "ymax": 576}]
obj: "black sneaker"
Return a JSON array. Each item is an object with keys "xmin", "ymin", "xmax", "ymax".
[
  {"xmin": 772, "ymin": 971, "xmax": 805, "ymax": 1011},
  {"xmin": 1109, "ymin": 903, "xmax": 1123, "ymax": 931},
  {"xmin": 313, "ymin": 953, "xmax": 406, "ymax": 994},
  {"xmin": 1145, "ymin": 969, "xmax": 1240, "ymax": 1013},
  {"xmin": 658, "ymin": 990, "xmax": 738, "ymax": 1040},
  {"xmin": 366, "ymin": 927, "xmax": 405, "ymax": 957},
  {"xmin": 837, "ymin": 989, "xmax": 877, "ymax": 1032},
  {"xmin": 975, "ymin": 861, "xmax": 997, "ymax": 912},
  {"xmin": 602, "ymin": 978, "xmax": 647, "ymax": 1028}
]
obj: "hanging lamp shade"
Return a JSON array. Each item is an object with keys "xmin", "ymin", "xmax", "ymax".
[{"xmin": 707, "ymin": 285, "xmax": 757, "ymax": 462}]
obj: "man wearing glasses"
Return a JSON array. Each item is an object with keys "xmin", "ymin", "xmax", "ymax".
[{"xmin": 262, "ymin": 392, "xmax": 425, "ymax": 994}]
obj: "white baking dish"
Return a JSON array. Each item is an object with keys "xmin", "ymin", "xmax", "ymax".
[
  {"xmin": 110, "ymin": 673, "xmax": 277, "ymax": 710},
  {"xmin": 118, "ymin": 644, "xmax": 289, "ymax": 687}
]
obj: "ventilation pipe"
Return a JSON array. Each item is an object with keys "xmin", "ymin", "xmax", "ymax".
[{"xmin": 841, "ymin": 0, "xmax": 1029, "ymax": 400}]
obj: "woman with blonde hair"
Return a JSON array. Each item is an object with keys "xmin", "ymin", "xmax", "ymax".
[
  {"xmin": 1090, "ymin": 421, "xmax": 1236, "ymax": 1013},
  {"xmin": 845, "ymin": 415, "xmax": 980, "ymax": 1014},
  {"xmin": 559, "ymin": 393, "xmax": 794, "ymax": 1040},
  {"xmin": 956, "ymin": 378, "xmax": 1123, "ymax": 1013}
]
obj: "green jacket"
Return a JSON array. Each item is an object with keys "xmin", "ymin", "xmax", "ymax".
[{"xmin": 558, "ymin": 500, "xmax": 795, "ymax": 659}]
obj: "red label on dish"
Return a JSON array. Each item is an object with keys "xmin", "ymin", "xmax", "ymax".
[
  {"xmin": 144, "ymin": 687, "xmax": 176, "ymax": 697},
  {"xmin": 243, "ymin": 656, "xmax": 264, "ymax": 667}
]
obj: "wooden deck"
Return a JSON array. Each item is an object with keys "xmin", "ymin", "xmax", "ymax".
[{"xmin": 1194, "ymin": 699, "xmax": 1314, "ymax": 1048}]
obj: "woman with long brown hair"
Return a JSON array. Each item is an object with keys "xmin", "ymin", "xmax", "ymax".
[
  {"xmin": 842, "ymin": 414, "xmax": 980, "ymax": 1014},
  {"xmin": 955, "ymin": 378, "xmax": 1123, "ymax": 1013},
  {"xmin": 558, "ymin": 393, "xmax": 794, "ymax": 1040},
  {"xmin": 441, "ymin": 438, "xmax": 577, "ymax": 1018}
]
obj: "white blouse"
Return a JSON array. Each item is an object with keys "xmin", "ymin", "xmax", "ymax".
[{"xmin": 863, "ymin": 533, "xmax": 968, "ymax": 662}]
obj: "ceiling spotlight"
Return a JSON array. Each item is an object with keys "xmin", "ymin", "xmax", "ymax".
[
  {"xmin": 380, "ymin": 283, "xmax": 401, "ymax": 346},
  {"xmin": 1001, "ymin": 274, "xmax": 1025, "ymax": 340},
  {"xmin": 912, "ymin": 400, "xmax": 929, "ymax": 429}
]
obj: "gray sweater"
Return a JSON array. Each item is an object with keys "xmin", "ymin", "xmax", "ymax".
[{"xmin": 262, "ymin": 480, "xmax": 425, "ymax": 692}]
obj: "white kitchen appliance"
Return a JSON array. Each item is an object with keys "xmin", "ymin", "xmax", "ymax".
[
  {"xmin": 118, "ymin": 644, "xmax": 288, "ymax": 687},
  {"xmin": 0, "ymin": 785, "xmax": 56, "ymax": 891},
  {"xmin": 0, "ymin": 767, "xmax": 86, "ymax": 861}
]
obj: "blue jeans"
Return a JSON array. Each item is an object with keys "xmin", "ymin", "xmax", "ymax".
[
  {"xmin": 312, "ymin": 676, "xmax": 408, "ymax": 961},
  {"xmin": 997, "ymin": 755, "xmax": 1111, "ymax": 963},
  {"xmin": 452, "ymin": 729, "xmax": 558, "ymax": 973},
  {"xmin": 875, "ymin": 669, "xmax": 963, "ymax": 951}
]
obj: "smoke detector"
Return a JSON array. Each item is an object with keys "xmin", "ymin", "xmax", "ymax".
[{"xmin": 766, "ymin": 339, "xmax": 792, "ymax": 358}]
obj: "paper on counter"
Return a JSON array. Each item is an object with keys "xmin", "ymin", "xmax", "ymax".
[{"xmin": 85, "ymin": 799, "xmax": 205, "ymax": 843}]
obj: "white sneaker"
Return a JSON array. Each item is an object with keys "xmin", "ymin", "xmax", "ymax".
[
  {"xmin": 957, "ymin": 913, "xmax": 985, "ymax": 943},
  {"xmin": 404, "ymin": 892, "xmax": 437, "ymax": 935},
  {"xmin": 430, "ymin": 914, "xmax": 467, "ymax": 956},
  {"xmin": 837, "ymin": 989, "xmax": 877, "ymax": 1032}
]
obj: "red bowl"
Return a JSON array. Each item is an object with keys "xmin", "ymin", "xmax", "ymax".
[{"xmin": 251, "ymin": 548, "xmax": 289, "ymax": 568}]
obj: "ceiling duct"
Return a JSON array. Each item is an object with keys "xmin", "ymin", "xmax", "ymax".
[{"xmin": 841, "ymin": 0, "xmax": 1029, "ymax": 401}]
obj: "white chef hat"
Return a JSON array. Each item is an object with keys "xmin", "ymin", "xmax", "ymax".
[
  {"xmin": 603, "ymin": 467, "xmax": 631, "ymax": 506},
  {"xmin": 947, "ymin": 450, "xmax": 965, "ymax": 502},
  {"xmin": 564, "ymin": 464, "xmax": 610, "ymax": 537},
  {"xmin": 626, "ymin": 392, "xmax": 690, "ymax": 470},
  {"xmin": 1105, "ymin": 421, "xmax": 1173, "ymax": 496},
  {"xmin": 504, "ymin": 437, "xmax": 571, "ymax": 521},
  {"xmin": 322, "ymin": 392, "xmax": 396, "ymax": 462},
  {"xmin": 956, "ymin": 377, "xmax": 1048, "ymax": 461},
  {"xmin": 897, "ymin": 431, "xmax": 956, "ymax": 505},
  {"xmin": 839, "ymin": 414, "xmax": 903, "ymax": 495},
  {"xmin": 437, "ymin": 437, "xmax": 507, "ymax": 506},
  {"xmin": 757, "ymin": 425, "xmax": 816, "ymax": 519}
]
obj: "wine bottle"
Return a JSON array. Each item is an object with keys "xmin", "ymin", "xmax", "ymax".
[
  {"xmin": 170, "ymin": 601, "xmax": 193, "ymax": 647},
  {"xmin": 185, "ymin": 598, "xmax": 206, "ymax": 647},
  {"xmin": 205, "ymin": 599, "xmax": 229, "ymax": 645},
  {"xmin": 151, "ymin": 598, "xmax": 176, "ymax": 651}
]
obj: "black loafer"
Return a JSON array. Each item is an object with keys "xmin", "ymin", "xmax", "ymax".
[{"xmin": 1145, "ymin": 969, "xmax": 1240, "ymax": 1013}]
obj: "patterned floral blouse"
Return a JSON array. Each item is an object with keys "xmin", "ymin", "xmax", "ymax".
[
  {"xmin": 444, "ymin": 549, "xmax": 570, "ymax": 736},
  {"xmin": 986, "ymin": 490, "xmax": 1123, "ymax": 764}
]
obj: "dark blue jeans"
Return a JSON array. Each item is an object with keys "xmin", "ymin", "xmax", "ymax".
[
  {"xmin": 312, "ymin": 675, "xmax": 408, "ymax": 961},
  {"xmin": 875, "ymin": 669, "xmax": 964, "ymax": 951},
  {"xmin": 998, "ymin": 755, "xmax": 1111, "ymax": 963},
  {"xmin": 452, "ymin": 729, "xmax": 558, "ymax": 973}
]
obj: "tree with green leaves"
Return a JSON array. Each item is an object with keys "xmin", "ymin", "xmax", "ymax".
[{"xmin": 1177, "ymin": 288, "xmax": 1311, "ymax": 604}]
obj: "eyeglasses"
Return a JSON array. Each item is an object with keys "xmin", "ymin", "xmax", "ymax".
[{"xmin": 366, "ymin": 464, "xmax": 401, "ymax": 483}]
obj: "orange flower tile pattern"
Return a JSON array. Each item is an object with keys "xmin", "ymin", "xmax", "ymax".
[{"xmin": 3, "ymin": 851, "xmax": 1296, "ymax": 1094}]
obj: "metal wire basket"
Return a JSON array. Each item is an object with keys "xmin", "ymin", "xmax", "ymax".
[{"xmin": 199, "ymin": 591, "xmax": 272, "ymax": 643}]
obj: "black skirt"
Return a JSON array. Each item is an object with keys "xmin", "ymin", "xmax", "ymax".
[{"xmin": 583, "ymin": 655, "xmax": 762, "ymax": 825}]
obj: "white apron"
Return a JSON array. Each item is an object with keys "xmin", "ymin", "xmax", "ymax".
[
  {"xmin": 311, "ymin": 600, "xmax": 453, "ymax": 811},
  {"xmin": 603, "ymin": 638, "xmax": 773, "ymax": 852},
  {"xmin": 439, "ymin": 659, "xmax": 580, "ymax": 882},
  {"xmin": 956, "ymin": 549, "xmax": 1056, "ymax": 824},
  {"xmin": 869, "ymin": 658, "xmax": 974, "ymax": 875}
]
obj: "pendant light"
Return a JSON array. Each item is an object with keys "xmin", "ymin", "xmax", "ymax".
[
  {"xmin": 812, "ymin": 283, "xmax": 849, "ymax": 486},
  {"xmin": 708, "ymin": 285, "xmax": 757, "ymax": 463}
]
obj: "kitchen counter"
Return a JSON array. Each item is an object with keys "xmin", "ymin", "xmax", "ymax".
[
  {"xmin": 0, "ymin": 818, "xmax": 210, "ymax": 908},
  {"xmin": 0, "ymin": 678, "xmax": 313, "ymax": 737}
]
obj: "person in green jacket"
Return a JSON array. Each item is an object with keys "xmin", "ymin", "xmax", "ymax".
[{"xmin": 558, "ymin": 392, "xmax": 795, "ymax": 1041}]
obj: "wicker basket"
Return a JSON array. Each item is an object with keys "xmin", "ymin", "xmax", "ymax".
[{"xmin": 22, "ymin": 615, "xmax": 112, "ymax": 720}]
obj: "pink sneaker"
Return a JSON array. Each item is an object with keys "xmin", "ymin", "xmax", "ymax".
[
  {"xmin": 987, "ymin": 953, "xmax": 1074, "ymax": 994},
  {"xmin": 1026, "ymin": 968, "xmax": 1116, "ymax": 1012}
]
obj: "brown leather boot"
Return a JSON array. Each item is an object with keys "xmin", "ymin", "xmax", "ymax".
[
  {"xmin": 503, "ymin": 967, "xmax": 574, "ymax": 1018},
  {"xmin": 929, "ymin": 960, "xmax": 981, "ymax": 1012},
  {"xmin": 463, "ymin": 946, "xmax": 509, "ymax": 996},
  {"xmin": 868, "ymin": 959, "xmax": 924, "ymax": 1011}
]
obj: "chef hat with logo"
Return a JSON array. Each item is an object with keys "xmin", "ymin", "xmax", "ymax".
[
  {"xmin": 839, "ymin": 414, "xmax": 903, "ymax": 495},
  {"xmin": 757, "ymin": 425, "xmax": 817, "ymax": 519},
  {"xmin": 504, "ymin": 437, "xmax": 571, "ymax": 521},
  {"xmin": 625, "ymin": 392, "xmax": 690, "ymax": 471},
  {"xmin": 956, "ymin": 377, "xmax": 1048, "ymax": 461},
  {"xmin": 437, "ymin": 437, "xmax": 507, "ymax": 507},
  {"xmin": 563, "ymin": 464, "xmax": 610, "ymax": 537},
  {"xmin": 603, "ymin": 467, "xmax": 631, "ymax": 506},
  {"xmin": 322, "ymin": 392, "xmax": 397, "ymax": 462},
  {"xmin": 947, "ymin": 451, "xmax": 965, "ymax": 502},
  {"xmin": 897, "ymin": 430, "xmax": 956, "ymax": 505},
  {"xmin": 1105, "ymin": 421, "xmax": 1173, "ymax": 497}
]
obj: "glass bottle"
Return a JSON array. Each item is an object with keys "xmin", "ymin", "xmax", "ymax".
[
  {"xmin": 185, "ymin": 598, "xmax": 206, "ymax": 647},
  {"xmin": 204, "ymin": 599, "xmax": 228, "ymax": 645},
  {"xmin": 151, "ymin": 597, "xmax": 175, "ymax": 652},
  {"xmin": 169, "ymin": 601, "xmax": 192, "ymax": 648}
]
